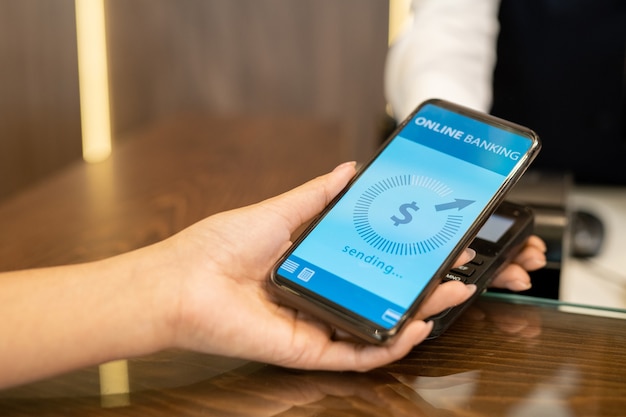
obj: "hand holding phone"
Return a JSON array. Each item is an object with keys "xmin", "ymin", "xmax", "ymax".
[{"xmin": 270, "ymin": 99, "xmax": 541, "ymax": 344}]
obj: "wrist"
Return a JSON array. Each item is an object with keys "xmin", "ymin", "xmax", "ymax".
[
  {"xmin": 117, "ymin": 242, "xmax": 182, "ymax": 355},
  {"xmin": 87, "ymin": 242, "xmax": 181, "ymax": 361}
]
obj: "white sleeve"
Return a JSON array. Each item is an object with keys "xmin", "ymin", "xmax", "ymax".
[{"xmin": 384, "ymin": 0, "xmax": 501, "ymax": 120}]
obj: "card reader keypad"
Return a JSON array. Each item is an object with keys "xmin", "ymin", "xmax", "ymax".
[
  {"xmin": 430, "ymin": 254, "xmax": 489, "ymax": 322},
  {"xmin": 427, "ymin": 201, "xmax": 534, "ymax": 339},
  {"xmin": 443, "ymin": 254, "xmax": 487, "ymax": 284}
]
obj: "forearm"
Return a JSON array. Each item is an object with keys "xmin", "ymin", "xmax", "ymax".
[
  {"xmin": 385, "ymin": 0, "xmax": 501, "ymax": 120},
  {"xmin": 0, "ymin": 245, "xmax": 174, "ymax": 389}
]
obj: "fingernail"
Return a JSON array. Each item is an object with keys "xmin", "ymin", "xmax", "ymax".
[
  {"xmin": 423, "ymin": 320, "xmax": 435, "ymax": 334},
  {"xmin": 333, "ymin": 161, "xmax": 357, "ymax": 172},
  {"xmin": 466, "ymin": 283, "xmax": 477, "ymax": 295},
  {"xmin": 465, "ymin": 248, "xmax": 476, "ymax": 261},
  {"xmin": 508, "ymin": 280, "xmax": 532, "ymax": 292},
  {"xmin": 530, "ymin": 257, "xmax": 547, "ymax": 269},
  {"xmin": 519, "ymin": 255, "xmax": 547, "ymax": 272}
]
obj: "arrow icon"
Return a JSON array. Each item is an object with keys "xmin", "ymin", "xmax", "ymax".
[{"xmin": 435, "ymin": 199, "xmax": 475, "ymax": 211}]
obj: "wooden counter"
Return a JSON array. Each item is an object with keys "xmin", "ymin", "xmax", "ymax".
[{"xmin": 1, "ymin": 115, "xmax": 624, "ymax": 416}]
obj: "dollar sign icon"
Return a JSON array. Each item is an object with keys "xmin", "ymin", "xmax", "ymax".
[{"xmin": 391, "ymin": 201, "xmax": 420, "ymax": 226}]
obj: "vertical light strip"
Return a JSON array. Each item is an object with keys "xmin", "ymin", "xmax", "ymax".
[
  {"xmin": 388, "ymin": 0, "xmax": 412, "ymax": 45},
  {"xmin": 99, "ymin": 359, "xmax": 130, "ymax": 407},
  {"xmin": 75, "ymin": 0, "xmax": 112, "ymax": 163}
]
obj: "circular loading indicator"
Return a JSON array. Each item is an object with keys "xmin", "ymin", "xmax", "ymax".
[{"xmin": 353, "ymin": 174, "xmax": 465, "ymax": 255}]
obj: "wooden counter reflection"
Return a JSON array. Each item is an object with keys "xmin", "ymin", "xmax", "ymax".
[
  {"xmin": 2, "ymin": 297, "xmax": 625, "ymax": 416},
  {"xmin": 1, "ymin": 114, "xmax": 625, "ymax": 416}
]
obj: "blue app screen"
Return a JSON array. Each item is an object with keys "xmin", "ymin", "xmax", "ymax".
[{"xmin": 277, "ymin": 103, "xmax": 534, "ymax": 329}]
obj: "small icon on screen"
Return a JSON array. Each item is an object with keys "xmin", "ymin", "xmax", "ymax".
[
  {"xmin": 297, "ymin": 268, "xmax": 315, "ymax": 282},
  {"xmin": 382, "ymin": 308, "xmax": 402, "ymax": 324},
  {"xmin": 281, "ymin": 259, "xmax": 299, "ymax": 273}
]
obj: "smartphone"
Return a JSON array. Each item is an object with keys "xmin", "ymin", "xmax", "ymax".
[
  {"xmin": 427, "ymin": 200, "xmax": 535, "ymax": 339},
  {"xmin": 269, "ymin": 99, "xmax": 541, "ymax": 344}
]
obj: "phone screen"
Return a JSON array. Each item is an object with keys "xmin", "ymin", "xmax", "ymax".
[{"xmin": 272, "ymin": 100, "xmax": 539, "ymax": 336}]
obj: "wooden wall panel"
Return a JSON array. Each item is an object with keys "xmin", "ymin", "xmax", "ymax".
[
  {"xmin": 0, "ymin": 0, "xmax": 82, "ymax": 202},
  {"xmin": 0, "ymin": 1, "xmax": 388, "ymax": 201},
  {"xmin": 105, "ymin": 0, "xmax": 389, "ymax": 161}
]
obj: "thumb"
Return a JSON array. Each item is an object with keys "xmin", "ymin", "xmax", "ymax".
[{"xmin": 263, "ymin": 162, "xmax": 357, "ymax": 235}]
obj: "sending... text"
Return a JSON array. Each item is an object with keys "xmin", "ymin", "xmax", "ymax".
[{"xmin": 342, "ymin": 245, "xmax": 400, "ymax": 277}]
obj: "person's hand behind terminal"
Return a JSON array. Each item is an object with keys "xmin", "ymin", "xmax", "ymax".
[{"xmin": 0, "ymin": 162, "xmax": 546, "ymax": 389}]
